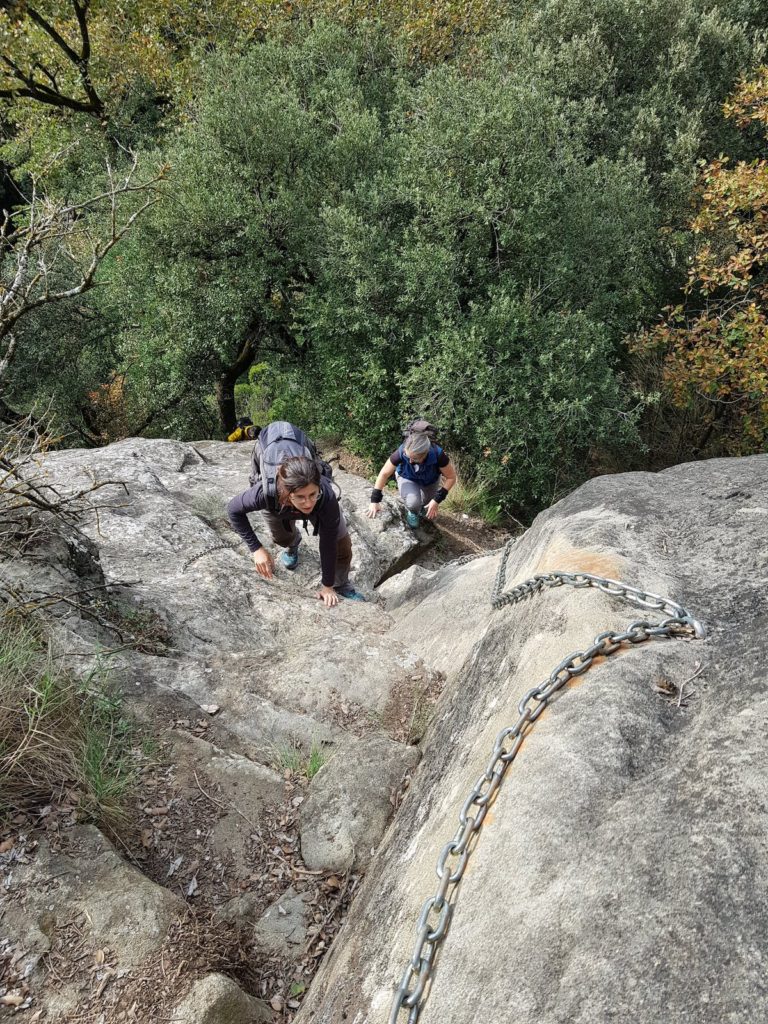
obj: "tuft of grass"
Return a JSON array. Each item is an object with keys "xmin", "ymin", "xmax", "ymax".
[
  {"xmin": 0, "ymin": 616, "xmax": 141, "ymax": 825},
  {"xmin": 141, "ymin": 734, "xmax": 160, "ymax": 759},
  {"xmin": 406, "ymin": 691, "xmax": 435, "ymax": 746},
  {"xmin": 305, "ymin": 743, "xmax": 326, "ymax": 780},
  {"xmin": 443, "ymin": 475, "xmax": 503, "ymax": 525},
  {"xmin": 271, "ymin": 737, "xmax": 328, "ymax": 781}
]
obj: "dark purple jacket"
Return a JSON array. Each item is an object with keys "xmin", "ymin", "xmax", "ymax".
[{"xmin": 226, "ymin": 478, "xmax": 340, "ymax": 587}]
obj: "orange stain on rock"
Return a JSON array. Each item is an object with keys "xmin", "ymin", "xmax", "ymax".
[
  {"xmin": 565, "ymin": 674, "xmax": 588, "ymax": 689},
  {"xmin": 535, "ymin": 538, "xmax": 623, "ymax": 580}
]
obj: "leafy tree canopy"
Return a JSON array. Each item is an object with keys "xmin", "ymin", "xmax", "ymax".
[
  {"xmin": 2, "ymin": 4, "xmax": 767, "ymax": 514},
  {"xmin": 99, "ymin": 21, "xmax": 404, "ymax": 438}
]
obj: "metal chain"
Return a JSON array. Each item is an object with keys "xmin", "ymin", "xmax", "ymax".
[
  {"xmin": 390, "ymin": 554, "xmax": 706, "ymax": 1024},
  {"xmin": 447, "ymin": 551, "xmax": 484, "ymax": 568},
  {"xmin": 182, "ymin": 541, "xmax": 240, "ymax": 572},
  {"xmin": 490, "ymin": 535, "xmax": 516, "ymax": 602},
  {"xmin": 445, "ymin": 535, "xmax": 518, "ymax": 572}
]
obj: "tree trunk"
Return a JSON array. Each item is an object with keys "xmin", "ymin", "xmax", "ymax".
[
  {"xmin": 694, "ymin": 401, "xmax": 728, "ymax": 457},
  {"xmin": 215, "ymin": 377, "xmax": 237, "ymax": 438},
  {"xmin": 216, "ymin": 334, "xmax": 258, "ymax": 437},
  {"xmin": 0, "ymin": 163, "xmax": 22, "ymax": 223}
]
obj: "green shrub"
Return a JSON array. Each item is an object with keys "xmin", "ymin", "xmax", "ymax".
[{"xmin": 403, "ymin": 296, "xmax": 644, "ymax": 516}]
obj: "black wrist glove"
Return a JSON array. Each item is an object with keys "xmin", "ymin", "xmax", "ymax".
[
  {"xmin": 434, "ymin": 487, "xmax": 449, "ymax": 504},
  {"xmin": 370, "ymin": 488, "xmax": 383, "ymax": 503}
]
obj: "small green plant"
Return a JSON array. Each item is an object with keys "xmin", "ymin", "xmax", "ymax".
[
  {"xmin": 407, "ymin": 693, "xmax": 434, "ymax": 746},
  {"xmin": 79, "ymin": 676, "xmax": 138, "ymax": 811},
  {"xmin": 141, "ymin": 734, "xmax": 160, "ymax": 759},
  {"xmin": 305, "ymin": 743, "xmax": 326, "ymax": 780},
  {"xmin": 476, "ymin": 495, "xmax": 504, "ymax": 527},
  {"xmin": 0, "ymin": 616, "xmax": 142, "ymax": 824},
  {"xmin": 443, "ymin": 477, "xmax": 484, "ymax": 517},
  {"xmin": 271, "ymin": 737, "xmax": 328, "ymax": 781},
  {"xmin": 443, "ymin": 473, "xmax": 503, "ymax": 525}
]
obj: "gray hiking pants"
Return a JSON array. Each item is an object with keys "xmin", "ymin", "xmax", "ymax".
[
  {"xmin": 397, "ymin": 476, "xmax": 440, "ymax": 513},
  {"xmin": 262, "ymin": 508, "xmax": 352, "ymax": 588}
]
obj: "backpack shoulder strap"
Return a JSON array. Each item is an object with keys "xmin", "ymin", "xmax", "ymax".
[{"xmin": 248, "ymin": 437, "xmax": 262, "ymax": 487}]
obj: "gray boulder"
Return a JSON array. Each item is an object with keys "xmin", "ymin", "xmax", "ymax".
[
  {"xmin": 298, "ymin": 455, "xmax": 768, "ymax": 1024},
  {"xmin": 378, "ymin": 552, "xmax": 501, "ymax": 682},
  {"xmin": 2, "ymin": 825, "xmax": 184, "ymax": 1018},
  {"xmin": 215, "ymin": 886, "xmax": 312, "ymax": 958},
  {"xmin": 167, "ymin": 730, "xmax": 287, "ymax": 879},
  {"xmin": 172, "ymin": 972, "xmax": 270, "ymax": 1024},
  {"xmin": 251, "ymin": 887, "xmax": 313, "ymax": 957},
  {"xmin": 300, "ymin": 735, "xmax": 421, "ymax": 872},
  {"xmin": 3, "ymin": 825, "xmax": 183, "ymax": 968}
]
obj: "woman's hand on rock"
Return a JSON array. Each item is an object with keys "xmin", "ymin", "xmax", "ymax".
[
  {"xmin": 366, "ymin": 503, "xmax": 380, "ymax": 519},
  {"xmin": 425, "ymin": 499, "xmax": 439, "ymax": 520},
  {"xmin": 252, "ymin": 548, "xmax": 274, "ymax": 579},
  {"xmin": 317, "ymin": 585, "xmax": 339, "ymax": 608}
]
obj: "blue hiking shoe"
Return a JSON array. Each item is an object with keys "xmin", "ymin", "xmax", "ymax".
[
  {"xmin": 281, "ymin": 549, "xmax": 299, "ymax": 570},
  {"xmin": 405, "ymin": 510, "xmax": 420, "ymax": 529},
  {"xmin": 335, "ymin": 585, "xmax": 366, "ymax": 602}
]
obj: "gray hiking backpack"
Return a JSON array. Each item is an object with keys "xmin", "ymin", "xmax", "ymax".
[
  {"xmin": 402, "ymin": 418, "xmax": 439, "ymax": 442},
  {"xmin": 249, "ymin": 421, "xmax": 333, "ymax": 508}
]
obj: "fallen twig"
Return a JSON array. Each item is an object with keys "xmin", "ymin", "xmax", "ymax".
[
  {"xmin": 192, "ymin": 770, "xmax": 256, "ymax": 831},
  {"xmin": 678, "ymin": 660, "xmax": 704, "ymax": 707}
]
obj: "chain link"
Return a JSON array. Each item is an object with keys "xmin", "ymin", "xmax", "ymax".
[
  {"xmin": 445, "ymin": 540, "xmax": 509, "ymax": 571},
  {"xmin": 182, "ymin": 541, "xmax": 240, "ymax": 572},
  {"xmin": 446, "ymin": 551, "xmax": 485, "ymax": 568},
  {"xmin": 390, "ymin": 553, "xmax": 706, "ymax": 1023}
]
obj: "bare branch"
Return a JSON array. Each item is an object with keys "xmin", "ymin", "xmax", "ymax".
[
  {"xmin": 0, "ymin": 68, "xmax": 98, "ymax": 114},
  {"xmin": 0, "ymin": 411, "xmax": 131, "ymax": 569},
  {"xmin": 0, "ymin": 330, "xmax": 18, "ymax": 381},
  {"xmin": 0, "ymin": 152, "xmax": 167, "ymax": 388},
  {"xmin": 0, "ymin": 1, "xmax": 104, "ymax": 115},
  {"xmin": 20, "ymin": 4, "xmax": 82, "ymax": 66},
  {"xmin": 32, "ymin": 59, "xmax": 60, "ymax": 91}
]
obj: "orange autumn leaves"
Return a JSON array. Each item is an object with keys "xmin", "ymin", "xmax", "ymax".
[{"xmin": 634, "ymin": 67, "xmax": 768, "ymax": 452}]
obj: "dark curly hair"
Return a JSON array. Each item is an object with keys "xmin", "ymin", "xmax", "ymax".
[{"xmin": 276, "ymin": 456, "xmax": 321, "ymax": 508}]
